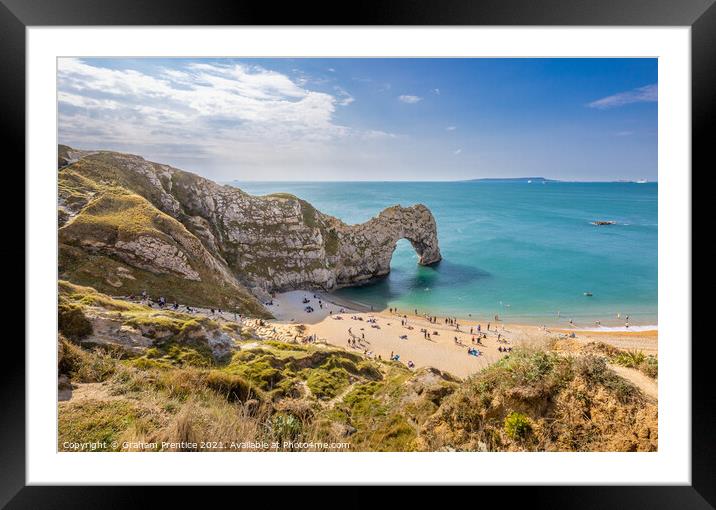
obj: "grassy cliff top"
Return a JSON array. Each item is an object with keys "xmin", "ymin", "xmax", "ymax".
[{"xmin": 58, "ymin": 283, "xmax": 657, "ymax": 452}]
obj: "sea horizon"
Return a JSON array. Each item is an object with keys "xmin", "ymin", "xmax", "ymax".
[{"xmin": 226, "ymin": 178, "xmax": 658, "ymax": 184}]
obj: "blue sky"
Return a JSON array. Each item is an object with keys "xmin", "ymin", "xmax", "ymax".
[{"xmin": 58, "ymin": 58, "xmax": 657, "ymax": 181}]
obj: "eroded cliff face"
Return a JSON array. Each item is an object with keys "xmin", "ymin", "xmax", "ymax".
[{"xmin": 58, "ymin": 148, "xmax": 441, "ymax": 305}]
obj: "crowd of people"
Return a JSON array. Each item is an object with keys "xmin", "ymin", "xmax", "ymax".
[
  {"xmin": 338, "ymin": 306, "xmax": 515, "ymax": 371},
  {"xmin": 127, "ymin": 290, "xmax": 517, "ymax": 373}
]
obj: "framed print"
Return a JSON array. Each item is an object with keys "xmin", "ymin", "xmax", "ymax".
[{"xmin": 5, "ymin": 0, "xmax": 712, "ymax": 505}]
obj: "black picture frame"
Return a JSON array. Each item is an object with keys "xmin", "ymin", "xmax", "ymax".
[{"xmin": 4, "ymin": 0, "xmax": 710, "ymax": 506}]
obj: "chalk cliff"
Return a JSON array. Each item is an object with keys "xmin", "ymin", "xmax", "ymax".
[{"xmin": 58, "ymin": 147, "xmax": 441, "ymax": 313}]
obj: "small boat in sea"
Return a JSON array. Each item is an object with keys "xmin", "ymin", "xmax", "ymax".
[
  {"xmin": 591, "ymin": 220, "xmax": 616, "ymax": 226},
  {"xmin": 636, "ymin": 179, "xmax": 647, "ymax": 184},
  {"xmin": 584, "ymin": 292, "xmax": 593, "ymax": 297}
]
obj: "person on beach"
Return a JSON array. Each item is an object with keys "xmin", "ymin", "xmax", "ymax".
[{"xmin": 487, "ymin": 322, "xmax": 490, "ymax": 331}]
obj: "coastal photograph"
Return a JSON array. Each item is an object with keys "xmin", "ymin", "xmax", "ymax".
[{"xmin": 57, "ymin": 57, "xmax": 657, "ymax": 452}]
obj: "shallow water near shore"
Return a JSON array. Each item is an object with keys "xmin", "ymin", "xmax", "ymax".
[{"xmin": 232, "ymin": 181, "xmax": 657, "ymax": 327}]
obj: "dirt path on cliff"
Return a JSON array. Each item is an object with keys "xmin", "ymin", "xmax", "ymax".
[{"xmin": 609, "ymin": 364, "xmax": 658, "ymax": 400}]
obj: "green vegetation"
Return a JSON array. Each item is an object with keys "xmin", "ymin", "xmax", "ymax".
[
  {"xmin": 59, "ymin": 280, "xmax": 237, "ymax": 371},
  {"xmin": 271, "ymin": 413, "xmax": 302, "ymax": 443},
  {"xmin": 299, "ymin": 200, "xmax": 318, "ymax": 228},
  {"xmin": 58, "ymin": 243, "xmax": 269, "ymax": 317},
  {"xmin": 140, "ymin": 342, "xmax": 215, "ymax": 368},
  {"xmin": 59, "ymin": 336, "xmax": 116, "ymax": 383},
  {"xmin": 581, "ymin": 342, "xmax": 658, "ymax": 380},
  {"xmin": 59, "ymin": 399, "xmax": 142, "ymax": 450},
  {"xmin": 419, "ymin": 347, "xmax": 656, "ymax": 452},
  {"xmin": 57, "ymin": 155, "xmax": 270, "ymax": 317},
  {"xmin": 611, "ymin": 349, "xmax": 658, "ymax": 379},
  {"xmin": 60, "ymin": 281, "xmax": 145, "ymax": 312},
  {"xmin": 57, "ymin": 332, "xmax": 370, "ymax": 451},
  {"xmin": 54, "ymin": 152, "xmax": 659, "ymax": 451},
  {"xmin": 63, "ymin": 190, "xmax": 170, "ymax": 240},
  {"xmin": 305, "ymin": 368, "xmax": 350, "ymax": 400},
  {"xmin": 204, "ymin": 371, "xmax": 260, "ymax": 403},
  {"xmin": 222, "ymin": 343, "xmax": 382, "ymax": 402},
  {"xmin": 58, "ymin": 303, "xmax": 93, "ymax": 340},
  {"xmin": 58, "ymin": 298, "xmax": 658, "ymax": 452},
  {"xmin": 324, "ymin": 228, "xmax": 339, "ymax": 256},
  {"xmin": 61, "ymin": 152, "xmax": 170, "ymax": 209},
  {"xmin": 504, "ymin": 412, "xmax": 531, "ymax": 440}
]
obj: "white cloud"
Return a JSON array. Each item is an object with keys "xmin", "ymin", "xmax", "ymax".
[
  {"xmin": 334, "ymin": 86, "xmax": 355, "ymax": 106},
  {"xmin": 362, "ymin": 129, "xmax": 397, "ymax": 140},
  {"xmin": 433, "ymin": 88, "xmax": 440, "ymax": 95},
  {"xmin": 587, "ymin": 84, "xmax": 657, "ymax": 109},
  {"xmin": 446, "ymin": 126, "xmax": 457, "ymax": 131},
  {"xmin": 59, "ymin": 60, "xmax": 395, "ymax": 170},
  {"xmin": 57, "ymin": 59, "xmax": 412, "ymax": 180},
  {"xmin": 398, "ymin": 94, "xmax": 422, "ymax": 104},
  {"xmin": 58, "ymin": 59, "xmax": 340, "ymax": 134},
  {"xmin": 454, "ymin": 148, "xmax": 462, "ymax": 155},
  {"xmin": 616, "ymin": 130, "xmax": 634, "ymax": 136}
]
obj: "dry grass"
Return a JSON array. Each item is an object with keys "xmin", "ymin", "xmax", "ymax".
[
  {"xmin": 419, "ymin": 347, "xmax": 657, "ymax": 452},
  {"xmin": 57, "ymin": 285, "xmax": 658, "ymax": 453}
]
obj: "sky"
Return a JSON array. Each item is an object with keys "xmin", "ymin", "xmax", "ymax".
[{"xmin": 58, "ymin": 58, "xmax": 657, "ymax": 182}]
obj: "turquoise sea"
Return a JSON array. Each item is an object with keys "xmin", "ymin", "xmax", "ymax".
[{"xmin": 232, "ymin": 181, "xmax": 657, "ymax": 327}]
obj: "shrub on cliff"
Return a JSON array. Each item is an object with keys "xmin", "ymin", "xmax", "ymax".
[
  {"xmin": 611, "ymin": 349, "xmax": 658, "ymax": 379},
  {"xmin": 205, "ymin": 370, "xmax": 259, "ymax": 403},
  {"xmin": 419, "ymin": 347, "xmax": 657, "ymax": 452},
  {"xmin": 504, "ymin": 412, "xmax": 531, "ymax": 440},
  {"xmin": 58, "ymin": 302, "xmax": 93, "ymax": 340},
  {"xmin": 58, "ymin": 336, "xmax": 115, "ymax": 383}
]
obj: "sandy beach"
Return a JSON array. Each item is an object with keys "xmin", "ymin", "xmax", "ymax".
[{"xmin": 264, "ymin": 291, "xmax": 658, "ymax": 379}]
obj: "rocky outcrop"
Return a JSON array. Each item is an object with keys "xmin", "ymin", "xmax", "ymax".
[{"xmin": 58, "ymin": 147, "xmax": 442, "ymax": 307}]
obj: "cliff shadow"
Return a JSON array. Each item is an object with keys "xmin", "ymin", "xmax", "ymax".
[{"xmin": 333, "ymin": 258, "xmax": 491, "ymax": 311}]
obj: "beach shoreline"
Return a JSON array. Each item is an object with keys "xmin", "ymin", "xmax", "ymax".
[
  {"xmin": 264, "ymin": 290, "xmax": 658, "ymax": 379},
  {"xmin": 278, "ymin": 288, "xmax": 657, "ymax": 330}
]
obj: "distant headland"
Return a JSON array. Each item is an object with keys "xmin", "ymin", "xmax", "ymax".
[{"xmin": 463, "ymin": 177, "xmax": 556, "ymax": 183}]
